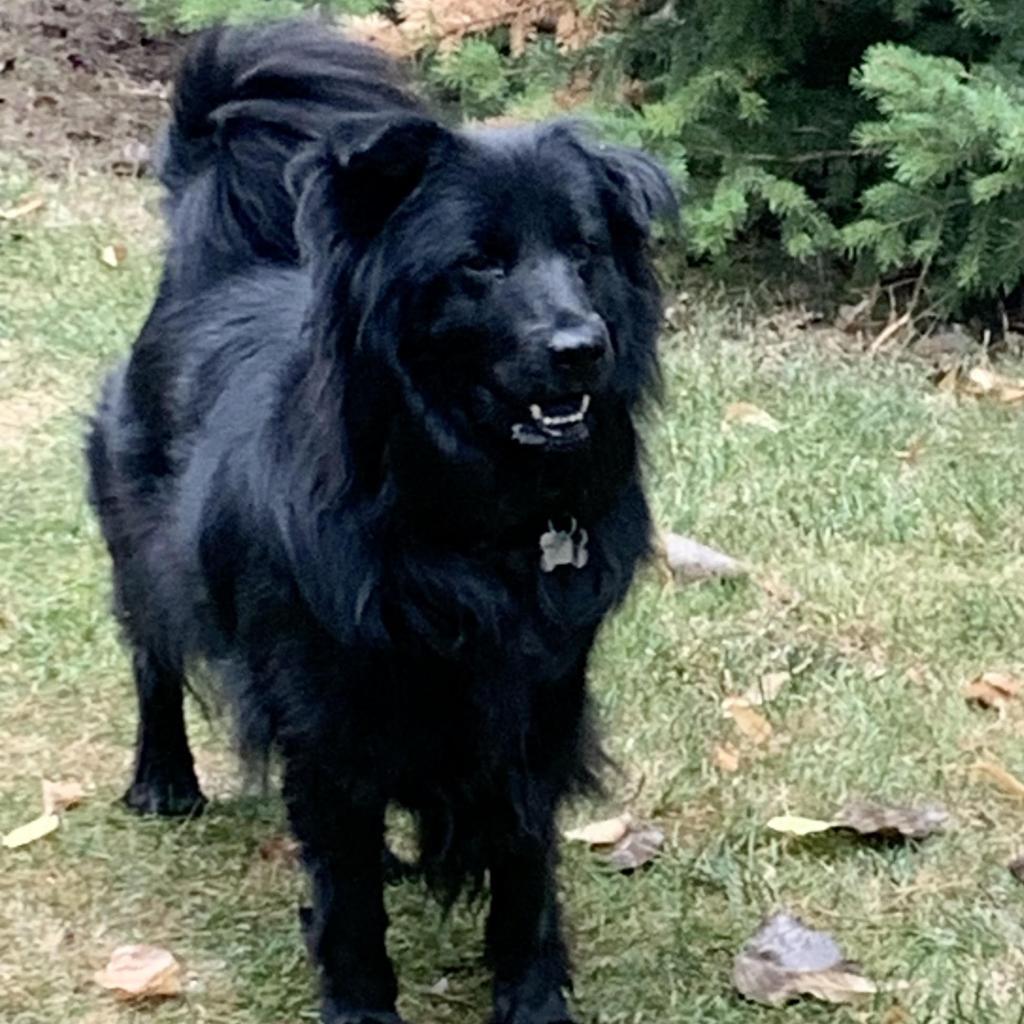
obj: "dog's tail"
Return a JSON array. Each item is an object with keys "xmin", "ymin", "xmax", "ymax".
[{"xmin": 156, "ymin": 19, "xmax": 424, "ymax": 282}]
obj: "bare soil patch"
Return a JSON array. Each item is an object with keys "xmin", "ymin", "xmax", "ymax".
[{"xmin": 0, "ymin": 0, "xmax": 186, "ymax": 175}]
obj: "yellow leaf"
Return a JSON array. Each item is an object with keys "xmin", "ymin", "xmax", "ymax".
[
  {"xmin": 2, "ymin": 812, "xmax": 60, "ymax": 848},
  {"xmin": 963, "ymin": 671, "xmax": 1022, "ymax": 710},
  {"xmin": 100, "ymin": 243, "xmax": 128, "ymax": 268},
  {"xmin": 42, "ymin": 779, "xmax": 86, "ymax": 816},
  {"xmin": 962, "ymin": 367, "xmax": 1024, "ymax": 404},
  {"xmin": 564, "ymin": 813, "xmax": 632, "ymax": 846},
  {"xmin": 94, "ymin": 944, "xmax": 183, "ymax": 999},
  {"xmin": 722, "ymin": 697, "xmax": 773, "ymax": 744},
  {"xmin": 972, "ymin": 759, "xmax": 1024, "ymax": 800},
  {"xmin": 712, "ymin": 743, "xmax": 740, "ymax": 773},
  {"xmin": 765, "ymin": 815, "xmax": 836, "ymax": 836},
  {"xmin": 0, "ymin": 195, "xmax": 45, "ymax": 220},
  {"xmin": 724, "ymin": 401, "xmax": 782, "ymax": 432},
  {"xmin": 797, "ymin": 969, "xmax": 879, "ymax": 1003}
]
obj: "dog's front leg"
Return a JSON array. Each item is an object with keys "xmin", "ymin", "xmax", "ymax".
[
  {"xmin": 285, "ymin": 765, "xmax": 404, "ymax": 1024},
  {"xmin": 486, "ymin": 824, "xmax": 576, "ymax": 1024}
]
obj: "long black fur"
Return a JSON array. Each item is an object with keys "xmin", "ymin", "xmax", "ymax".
[{"xmin": 86, "ymin": 19, "xmax": 675, "ymax": 1024}]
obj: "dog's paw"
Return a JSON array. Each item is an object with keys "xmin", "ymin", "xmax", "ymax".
[
  {"xmin": 122, "ymin": 778, "xmax": 207, "ymax": 817},
  {"xmin": 382, "ymin": 844, "xmax": 418, "ymax": 885},
  {"xmin": 324, "ymin": 1009, "xmax": 408, "ymax": 1024},
  {"xmin": 491, "ymin": 988, "xmax": 576, "ymax": 1024}
]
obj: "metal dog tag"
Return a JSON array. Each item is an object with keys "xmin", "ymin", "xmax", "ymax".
[{"xmin": 540, "ymin": 519, "xmax": 589, "ymax": 573}]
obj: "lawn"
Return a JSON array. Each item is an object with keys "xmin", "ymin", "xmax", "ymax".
[{"xmin": 2, "ymin": 166, "xmax": 1024, "ymax": 1024}]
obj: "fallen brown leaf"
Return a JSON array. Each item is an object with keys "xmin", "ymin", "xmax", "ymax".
[
  {"xmin": 972, "ymin": 759, "xmax": 1024, "ymax": 800},
  {"xmin": 733, "ymin": 911, "xmax": 879, "ymax": 1006},
  {"xmin": 42, "ymin": 779, "xmax": 86, "ymax": 816},
  {"xmin": 100, "ymin": 243, "xmax": 128, "ymax": 268},
  {"xmin": 257, "ymin": 834, "xmax": 300, "ymax": 866},
  {"xmin": 835, "ymin": 800, "xmax": 948, "ymax": 840},
  {"xmin": 880, "ymin": 1006, "xmax": 912, "ymax": 1024},
  {"xmin": 94, "ymin": 944, "xmax": 183, "ymax": 1000},
  {"xmin": 712, "ymin": 743, "xmax": 740, "ymax": 773},
  {"xmin": 767, "ymin": 801, "xmax": 947, "ymax": 841},
  {"xmin": 564, "ymin": 813, "xmax": 632, "ymax": 846},
  {"xmin": 722, "ymin": 697, "xmax": 773, "ymax": 745},
  {"xmin": 2, "ymin": 813, "xmax": 60, "ymax": 848},
  {"xmin": 658, "ymin": 531, "xmax": 747, "ymax": 583},
  {"xmin": 0, "ymin": 195, "xmax": 45, "ymax": 220},
  {"xmin": 724, "ymin": 401, "xmax": 783, "ymax": 432},
  {"xmin": 963, "ymin": 671, "xmax": 1022, "ymax": 711},
  {"xmin": 604, "ymin": 822, "xmax": 664, "ymax": 872}
]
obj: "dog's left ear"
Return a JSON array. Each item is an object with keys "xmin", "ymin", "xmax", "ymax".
[
  {"xmin": 328, "ymin": 115, "xmax": 455, "ymax": 239},
  {"xmin": 594, "ymin": 143, "xmax": 679, "ymax": 234},
  {"xmin": 292, "ymin": 114, "xmax": 456, "ymax": 250},
  {"xmin": 557, "ymin": 127, "xmax": 677, "ymax": 236}
]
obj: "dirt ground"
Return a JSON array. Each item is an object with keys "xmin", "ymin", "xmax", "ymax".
[{"xmin": 0, "ymin": 0, "xmax": 186, "ymax": 175}]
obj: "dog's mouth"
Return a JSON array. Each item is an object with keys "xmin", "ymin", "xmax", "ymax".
[{"xmin": 511, "ymin": 393, "xmax": 591, "ymax": 448}]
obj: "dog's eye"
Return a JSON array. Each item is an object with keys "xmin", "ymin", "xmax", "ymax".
[{"xmin": 458, "ymin": 255, "xmax": 505, "ymax": 279}]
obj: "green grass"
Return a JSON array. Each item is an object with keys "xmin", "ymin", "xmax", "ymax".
[{"xmin": 2, "ymin": 169, "xmax": 1024, "ymax": 1024}]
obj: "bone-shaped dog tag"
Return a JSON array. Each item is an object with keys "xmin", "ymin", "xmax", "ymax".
[{"xmin": 540, "ymin": 520, "xmax": 589, "ymax": 573}]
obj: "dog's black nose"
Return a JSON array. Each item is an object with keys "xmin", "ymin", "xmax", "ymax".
[{"xmin": 547, "ymin": 318, "xmax": 610, "ymax": 371}]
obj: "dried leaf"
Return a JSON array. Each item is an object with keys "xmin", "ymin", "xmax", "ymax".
[
  {"xmin": 659, "ymin": 531, "xmax": 747, "ymax": 583},
  {"xmin": 963, "ymin": 671, "xmax": 1022, "ymax": 711},
  {"xmin": 741, "ymin": 671, "xmax": 790, "ymax": 707},
  {"xmin": 258, "ymin": 834, "xmax": 300, "ymax": 866},
  {"xmin": 99, "ymin": 243, "xmax": 128, "ymax": 268},
  {"xmin": 712, "ymin": 743, "xmax": 740, "ymax": 773},
  {"xmin": 0, "ymin": 195, "xmax": 45, "ymax": 221},
  {"xmin": 722, "ymin": 697, "xmax": 773, "ymax": 745},
  {"xmin": 42, "ymin": 779, "xmax": 86, "ymax": 816},
  {"xmin": 724, "ymin": 401, "xmax": 782, "ymax": 432},
  {"xmin": 2, "ymin": 812, "xmax": 60, "ymax": 848},
  {"xmin": 961, "ymin": 366, "xmax": 1024, "ymax": 404},
  {"xmin": 880, "ymin": 1007, "xmax": 912, "ymax": 1024},
  {"xmin": 835, "ymin": 800, "xmax": 948, "ymax": 840},
  {"xmin": 972, "ymin": 759, "xmax": 1024, "ymax": 800},
  {"xmin": 564, "ymin": 813, "xmax": 632, "ymax": 846},
  {"xmin": 604, "ymin": 822, "xmax": 664, "ymax": 872},
  {"xmin": 766, "ymin": 815, "xmax": 836, "ymax": 837},
  {"xmin": 767, "ymin": 801, "xmax": 947, "ymax": 841},
  {"xmin": 733, "ymin": 911, "xmax": 879, "ymax": 1007},
  {"xmin": 94, "ymin": 944, "xmax": 183, "ymax": 1000}
]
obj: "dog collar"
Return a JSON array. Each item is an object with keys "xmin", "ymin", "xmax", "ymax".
[{"xmin": 539, "ymin": 518, "xmax": 589, "ymax": 572}]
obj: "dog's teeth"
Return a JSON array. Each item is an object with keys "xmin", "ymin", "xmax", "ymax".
[{"xmin": 530, "ymin": 404, "xmax": 543, "ymax": 422}]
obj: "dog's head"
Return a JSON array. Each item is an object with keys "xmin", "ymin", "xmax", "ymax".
[{"xmin": 294, "ymin": 114, "xmax": 676, "ymax": 460}]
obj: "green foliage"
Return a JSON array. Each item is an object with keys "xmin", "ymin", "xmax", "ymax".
[
  {"xmin": 431, "ymin": 39, "xmax": 510, "ymax": 119},
  {"xmin": 843, "ymin": 44, "xmax": 1024, "ymax": 303},
  {"xmin": 131, "ymin": 0, "xmax": 1024, "ymax": 317}
]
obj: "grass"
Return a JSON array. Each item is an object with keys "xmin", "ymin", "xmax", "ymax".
[{"xmin": 2, "ymin": 165, "xmax": 1024, "ymax": 1024}]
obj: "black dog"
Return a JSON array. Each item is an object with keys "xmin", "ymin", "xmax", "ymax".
[{"xmin": 86, "ymin": 20, "xmax": 674, "ymax": 1024}]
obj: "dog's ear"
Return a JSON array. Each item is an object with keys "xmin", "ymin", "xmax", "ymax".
[
  {"xmin": 592, "ymin": 142, "xmax": 679, "ymax": 235},
  {"xmin": 549, "ymin": 124, "xmax": 677, "ymax": 236},
  {"xmin": 292, "ymin": 114, "xmax": 454, "ymax": 248}
]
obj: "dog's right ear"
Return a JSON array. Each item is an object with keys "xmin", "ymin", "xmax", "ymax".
[{"xmin": 291, "ymin": 114, "xmax": 454, "ymax": 252}]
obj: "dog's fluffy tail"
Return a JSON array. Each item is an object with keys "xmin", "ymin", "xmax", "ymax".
[{"xmin": 157, "ymin": 19, "xmax": 423, "ymax": 283}]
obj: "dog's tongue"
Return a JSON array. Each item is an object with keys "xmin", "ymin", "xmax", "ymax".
[{"xmin": 540, "ymin": 399, "xmax": 579, "ymax": 417}]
